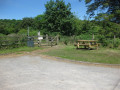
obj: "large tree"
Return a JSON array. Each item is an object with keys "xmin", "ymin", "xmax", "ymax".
[
  {"xmin": 81, "ymin": 0, "xmax": 120, "ymax": 23},
  {"xmin": 44, "ymin": 0, "xmax": 74, "ymax": 36}
]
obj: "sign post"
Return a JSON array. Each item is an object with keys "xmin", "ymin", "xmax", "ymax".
[{"xmin": 38, "ymin": 31, "xmax": 43, "ymax": 47}]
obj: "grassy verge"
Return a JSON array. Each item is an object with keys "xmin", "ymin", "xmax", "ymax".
[
  {"xmin": 42, "ymin": 45, "xmax": 120, "ymax": 64},
  {"xmin": 0, "ymin": 46, "xmax": 43, "ymax": 55}
]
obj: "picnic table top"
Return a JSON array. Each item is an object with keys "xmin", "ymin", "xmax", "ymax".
[{"xmin": 77, "ymin": 40, "xmax": 98, "ymax": 42}]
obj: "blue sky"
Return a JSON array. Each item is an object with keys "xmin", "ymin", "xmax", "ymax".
[{"xmin": 0, "ymin": 0, "xmax": 87, "ymax": 20}]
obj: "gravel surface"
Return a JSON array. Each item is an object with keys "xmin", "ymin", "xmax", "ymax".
[{"xmin": 0, "ymin": 55, "xmax": 120, "ymax": 90}]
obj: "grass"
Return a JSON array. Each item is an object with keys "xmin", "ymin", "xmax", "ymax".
[
  {"xmin": 0, "ymin": 46, "xmax": 43, "ymax": 55},
  {"xmin": 42, "ymin": 45, "xmax": 120, "ymax": 64}
]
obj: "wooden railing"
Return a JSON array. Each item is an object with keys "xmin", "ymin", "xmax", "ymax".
[
  {"xmin": 0, "ymin": 36, "xmax": 27, "ymax": 49},
  {"xmin": 0, "ymin": 35, "xmax": 59, "ymax": 49}
]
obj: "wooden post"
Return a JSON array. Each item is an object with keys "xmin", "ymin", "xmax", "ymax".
[
  {"xmin": 38, "ymin": 39, "xmax": 41, "ymax": 47},
  {"xmin": 114, "ymin": 35, "xmax": 116, "ymax": 40},
  {"xmin": 77, "ymin": 42, "xmax": 79, "ymax": 49},
  {"xmin": 51, "ymin": 41, "xmax": 52, "ymax": 47},
  {"xmin": 51, "ymin": 37, "xmax": 53, "ymax": 47},
  {"xmin": 38, "ymin": 40, "xmax": 42, "ymax": 47},
  {"xmin": 92, "ymin": 34, "xmax": 94, "ymax": 40},
  {"xmin": 114, "ymin": 35, "xmax": 116, "ymax": 45},
  {"xmin": 46, "ymin": 34, "xmax": 49, "ymax": 46},
  {"xmin": 56, "ymin": 35, "xmax": 59, "ymax": 45}
]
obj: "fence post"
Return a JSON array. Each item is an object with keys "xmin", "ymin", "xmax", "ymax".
[
  {"xmin": 46, "ymin": 34, "xmax": 49, "ymax": 46},
  {"xmin": 56, "ymin": 35, "xmax": 59, "ymax": 45},
  {"xmin": 114, "ymin": 35, "xmax": 116, "ymax": 45}
]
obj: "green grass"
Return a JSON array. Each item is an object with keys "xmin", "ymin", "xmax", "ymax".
[
  {"xmin": 42, "ymin": 45, "xmax": 120, "ymax": 64},
  {"xmin": 0, "ymin": 46, "xmax": 43, "ymax": 55}
]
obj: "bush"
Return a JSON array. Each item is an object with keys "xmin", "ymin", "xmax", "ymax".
[
  {"xmin": 59, "ymin": 34, "xmax": 120, "ymax": 49},
  {"xmin": 97, "ymin": 35, "xmax": 106, "ymax": 45},
  {"xmin": 79, "ymin": 34, "xmax": 93, "ymax": 40},
  {"xmin": 100, "ymin": 38, "xmax": 120, "ymax": 48},
  {"xmin": 18, "ymin": 29, "xmax": 38, "ymax": 36},
  {"xmin": 60, "ymin": 36, "xmax": 70, "ymax": 45},
  {"xmin": 113, "ymin": 38, "xmax": 120, "ymax": 48},
  {"xmin": 0, "ymin": 33, "xmax": 5, "ymax": 36}
]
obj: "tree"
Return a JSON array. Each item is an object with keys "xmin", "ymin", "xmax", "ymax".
[
  {"xmin": 0, "ymin": 19, "xmax": 22, "ymax": 34},
  {"xmin": 44, "ymin": 0, "xmax": 74, "ymax": 36},
  {"xmin": 72, "ymin": 17, "xmax": 84, "ymax": 35},
  {"xmin": 0, "ymin": 22, "xmax": 6, "ymax": 34},
  {"xmin": 34, "ymin": 14, "xmax": 45, "ymax": 31},
  {"xmin": 80, "ymin": 0, "xmax": 120, "ymax": 23},
  {"xmin": 21, "ymin": 17, "xmax": 35, "ymax": 29}
]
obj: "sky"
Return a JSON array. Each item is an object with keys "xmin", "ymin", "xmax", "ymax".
[{"xmin": 0, "ymin": 0, "xmax": 88, "ymax": 20}]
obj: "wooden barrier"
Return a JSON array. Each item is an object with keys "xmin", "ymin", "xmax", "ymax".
[
  {"xmin": 31, "ymin": 35, "xmax": 59, "ymax": 47},
  {"xmin": 0, "ymin": 36, "xmax": 27, "ymax": 49}
]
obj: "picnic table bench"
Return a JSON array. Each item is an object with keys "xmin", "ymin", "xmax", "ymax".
[{"xmin": 75, "ymin": 40, "xmax": 99, "ymax": 49}]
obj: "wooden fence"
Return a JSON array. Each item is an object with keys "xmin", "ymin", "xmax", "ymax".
[
  {"xmin": 0, "ymin": 35, "xmax": 27, "ymax": 49},
  {"xmin": 0, "ymin": 35, "xmax": 59, "ymax": 49},
  {"xmin": 34, "ymin": 34, "xmax": 59, "ymax": 47}
]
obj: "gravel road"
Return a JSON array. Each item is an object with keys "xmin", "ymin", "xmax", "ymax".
[{"xmin": 0, "ymin": 55, "xmax": 120, "ymax": 90}]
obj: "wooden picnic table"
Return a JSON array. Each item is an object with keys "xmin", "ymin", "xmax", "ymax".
[{"xmin": 75, "ymin": 40, "xmax": 99, "ymax": 49}]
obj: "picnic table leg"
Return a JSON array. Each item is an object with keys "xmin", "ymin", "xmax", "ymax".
[{"xmin": 77, "ymin": 42, "xmax": 79, "ymax": 49}]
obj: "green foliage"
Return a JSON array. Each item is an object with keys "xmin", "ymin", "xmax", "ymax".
[
  {"xmin": 103, "ymin": 38, "xmax": 120, "ymax": 48},
  {"xmin": 44, "ymin": 0, "xmax": 74, "ymax": 36},
  {"xmin": 78, "ymin": 34, "xmax": 92, "ymax": 40},
  {"xmin": 72, "ymin": 18, "xmax": 84, "ymax": 35},
  {"xmin": 18, "ymin": 29, "xmax": 27, "ymax": 35},
  {"xmin": 97, "ymin": 34, "xmax": 120, "ymax": 48},
  {"xmin": 34, "ymin": 14, "xmax": 45, "ymax": 31},
  {"xmin": 82, "ymin": 0, "xmax": 120, "ymax": 23},
  {"xmin": 0, "ymin": 19, "xmax": 21, "ymax": 34},
  {"xmin": 98, "ymin": 21, "xmax": 120, "ymax": 38},
  {"xmin": 0, "ymin": 33, "xmax": 5, "ymax": 36},
  {"xmin": 18, "ymin": 29, "xmax": 38, "ymax": 36},
  {"xmin": 59, "ymin": 36, "xmax": 70, "ymax": 45},
  {"xmin": 21, "ymin": 17, "xmax": 36, "ymax": 29}
]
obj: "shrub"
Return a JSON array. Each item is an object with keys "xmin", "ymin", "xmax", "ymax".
[
  {"xmin": 113, "ymin": 38, "xmax": 120, "ymax": 48},
  {"xmin": 79, "ymin": 34, "xmax": 92, "ymax": 40},
  {"xmin": 100, "ymin": 38, "xmax": 120, "ymax": 48}
]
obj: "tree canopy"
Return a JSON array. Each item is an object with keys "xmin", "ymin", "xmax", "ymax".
[
  {"xmin": 44, "ymin": 0, "xmax": 74, "ymax": 36},
  {"xmin": 82, "ymin": 0, "xmax": 120, "ymax": 23}
]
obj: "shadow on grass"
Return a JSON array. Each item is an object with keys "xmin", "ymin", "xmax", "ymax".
[{"xmin": 76, "ymin": 48, "xmax": 96, "ymax": 50}]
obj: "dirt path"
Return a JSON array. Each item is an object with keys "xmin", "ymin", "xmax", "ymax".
[
  {"xmin": 0, "ymin": 55, "xmax": 120, "ymax": 90},
  {"xmin": 0, "ymin": 45, "xmax": 59, "ymax": 58}
]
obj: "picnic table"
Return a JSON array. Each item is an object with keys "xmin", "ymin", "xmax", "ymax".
[{"xmin": 75, "ymin": 40, "xmax": 99, "ymax": 49}]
